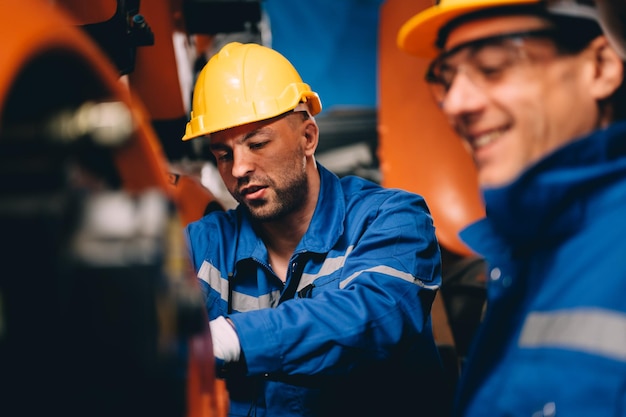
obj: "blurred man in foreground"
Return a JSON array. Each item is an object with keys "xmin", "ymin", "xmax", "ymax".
[{"xmin": 398, "ymin": 0, "xmax": 626, "ymax": 415}]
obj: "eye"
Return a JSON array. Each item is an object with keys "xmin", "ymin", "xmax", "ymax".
[
  {"xmin": 213, "ymin": 151, "xmax": 232, "ymax": 163},
  {"xmin": 472, "ymin": 44, "xmax": 515, "ymax": 79},
  {"xmin": 426, "ymin": 59, "xmax": 457, "ymax": 92},
  {"xmin": 249, "ymin": 141, "xmax": 268, "ymax": 151},
  {"xmin": 476, "ymin": 64, "xmax": 506, "ymax": 79},
  {"xmin": 437, "ymin": 65, "xmax": 457, "ymax": 91}
]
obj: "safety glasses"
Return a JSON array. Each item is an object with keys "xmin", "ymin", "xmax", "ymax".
[{"xmin": 425, "ymin": 28, "xmax": 563, "ymax": 105}]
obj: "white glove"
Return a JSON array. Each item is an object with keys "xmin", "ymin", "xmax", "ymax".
[{"xmin": 209, "ymin": 316, "xmax": 241, "ymax": 363}]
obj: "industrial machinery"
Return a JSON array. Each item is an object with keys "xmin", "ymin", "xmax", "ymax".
[{"xmin": 0, "ymin": 1, "xmax": 234, "ymax": 416}]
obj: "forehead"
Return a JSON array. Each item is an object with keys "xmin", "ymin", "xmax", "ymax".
[
  {"xmin": 444, "ymin": 14, "xmax": 553, "ymax": 50},
  {"xmin": 210, "ymin": 114, "xmax": 289, "ymax": 145}
]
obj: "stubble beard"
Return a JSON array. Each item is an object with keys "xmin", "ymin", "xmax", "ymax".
[{"xmin": 239, "ymin": 166, "xmax": 309, "ymax": 223}]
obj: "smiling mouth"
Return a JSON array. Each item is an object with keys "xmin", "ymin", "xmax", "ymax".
[{"xmin": 467, "ymin": 127, "xmax": 508, "ymax": 150}]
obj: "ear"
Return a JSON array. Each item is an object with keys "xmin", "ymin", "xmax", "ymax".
[
  {"xmin": 589, "ymin": 35, "xmax": 624, "ymax": 100},
  {"xmin": 302, "ymin": 118, "xmax": 319, "ymax": 156}
]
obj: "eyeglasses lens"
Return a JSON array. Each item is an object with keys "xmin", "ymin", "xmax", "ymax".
[
  {"xmin": 428, "ymin": 38, "xmax": 525, "ymax": 104},
  {"xmin": 425, "ymin": 29, "xmax": 559, "ymax": 105}
]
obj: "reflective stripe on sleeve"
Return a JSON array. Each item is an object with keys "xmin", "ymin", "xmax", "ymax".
[
  {"xmin": 340, "ymin": 264, "xmax": 439, "ymax": 290},
  {"xmin": 519, "ymin": 308, "xmax": 626, "ymax": 362}
]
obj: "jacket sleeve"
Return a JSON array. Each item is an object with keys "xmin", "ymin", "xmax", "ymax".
[{"xmin": 229, "ymin": 191, "xmax": 442, "ymax": 376}]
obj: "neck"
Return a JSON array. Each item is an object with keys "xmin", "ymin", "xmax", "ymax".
[
  {"xmin": 260, "ymin": 162, "xmax": 320, "ymax": 275},
  {"xmin": 262, "ymin": 210, "xmax": 313, "ymax": 257}
]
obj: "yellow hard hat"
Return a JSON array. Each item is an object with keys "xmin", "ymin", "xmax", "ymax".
[
  {"xmin": 182, "ymin": 42, "xmax": 322, "ymax": 141},
  {"xmin": 397, "ymin": 0, "xmax": 541, "ymax": 58}
]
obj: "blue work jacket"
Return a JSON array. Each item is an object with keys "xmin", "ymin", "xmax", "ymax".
[
  {"xmin": 455, "ymin": 121, "xmax": 626, "ymax": 416},
  {"xmin": 186, "ymin": 164, "xmax": 445, "ymax": 417}
]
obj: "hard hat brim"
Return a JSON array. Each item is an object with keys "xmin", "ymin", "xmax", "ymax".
[
  {"xmin": 181, "ymin": 91, "xmax": 321, "ymax": 142},
  {"xmin": 397, "ymin": 0, "xmax": 538, "ymax": 59}
]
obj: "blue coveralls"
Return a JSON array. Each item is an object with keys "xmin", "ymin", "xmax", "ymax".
[
  {"xmin": 456, "ymin": 121, "xmax": 626, "ymax": 416},
  {"xmin": 186, "ymin": 164, "xmax": 446, "ymax": 417}
]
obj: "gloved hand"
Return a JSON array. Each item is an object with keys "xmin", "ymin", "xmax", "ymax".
[{"xmin": 209, "ymin": 316, "xmax": 241, "ymax": 377}]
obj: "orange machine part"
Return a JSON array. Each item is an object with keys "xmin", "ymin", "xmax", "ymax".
[
  {"xmin": 0, "ymin": 1, "xmax": 222, "ymax": 416},
  {"xmin": 128, "ymin": 0, "xmax": 188, "ymax": 121},
  {"xmin": 0, "ymin": 0, "xmax": 171, "ymax": 193},
  {"xmin": 54, "ymin": 0, "xmax": 117, "ymax": 25},
  {"xmin": 378, "ymin": 0, "xmax": 485, "ymax": 257}
]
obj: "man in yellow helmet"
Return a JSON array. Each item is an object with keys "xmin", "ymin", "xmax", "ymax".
[
  {"xmin": 398, "ymin": 0, "xmax": 626, "ymax": 416},
  {"xmin": 183, "ymin": 42, "xmax": 448, "ymax": 416}
]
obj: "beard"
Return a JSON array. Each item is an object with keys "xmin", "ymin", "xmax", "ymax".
[{"xmin": 234, "ymin": 163, "xmax": 309, "ymax": 222}]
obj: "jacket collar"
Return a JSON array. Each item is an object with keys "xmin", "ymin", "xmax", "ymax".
[{"xmin": 462, "ymin": 121, "xmax": 626, "ymax": 254}]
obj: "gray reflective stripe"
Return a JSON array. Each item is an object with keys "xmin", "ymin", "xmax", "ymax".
[
  {"xmin": 340, "ymin": 264, "xmax": 440, "ymax": 290},
  {"xmin": 519, "ymin": 309, "xmax": 626, "ymax": 362},
  {"xmin": 198, "ymin": 260, "xmax": 281, "ymax": 311},
  {"xmin": 231, "ymin": 289, "xmax": 281, "ymax": 311},
  {"xmin": 297, "ymin": 245, "xmax": 354, "ymax": 291},
  {"xmin": 198, "ymin": 261, "xmax": 229, "ymax": 302}
]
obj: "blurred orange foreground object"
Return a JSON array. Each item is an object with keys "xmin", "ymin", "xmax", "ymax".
[
  {"xmin": 0, "ymin": 1, "xmax": 223, "ymax": 416},
  {"xmin": 378, "ymin": 0, "xmax": 485, "ymax": 257},
  {"xmin": 127, "ymin": 0, "xmax": 188, "ymax": 121},
  {"xmin": 0, "ymin": 0, "xmax": 170, "ymax": 193},
  {"xmin": 167, "ymin": 173, "xmax": 222, "ymax": 227},
  {"xmin": 54, "ymin": 0, "xmax": 117, "ymax": 25}
]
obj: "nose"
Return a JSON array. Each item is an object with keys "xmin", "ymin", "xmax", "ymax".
[
  {"xmin": 440, "ymin": 70, "xmax": 488, "ymax": 118},
  {"xmin": 230, "ymin": 147, "xmax": 254, "ymax": 179}
]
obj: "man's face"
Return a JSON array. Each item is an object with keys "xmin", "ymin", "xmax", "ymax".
[
  {"xmin": 435, "ymin": 15, "xmax": 601, "ymax": 187},
  {"xmin": 209, "ymin": 112, "xmax": 313, "ymax": 222}
]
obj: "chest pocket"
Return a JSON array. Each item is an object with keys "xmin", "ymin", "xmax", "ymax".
[{"xmin": 294, "ymin": 273, "xmax": 341, "ymax": 299}]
